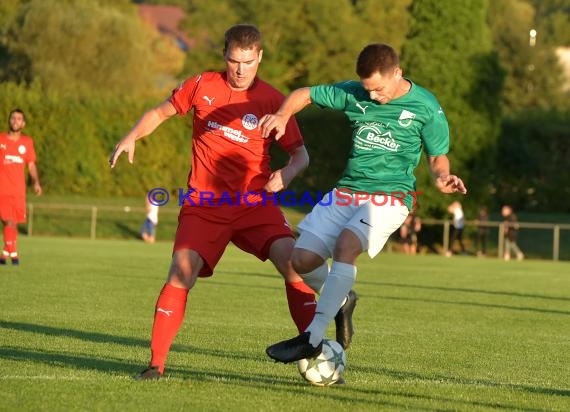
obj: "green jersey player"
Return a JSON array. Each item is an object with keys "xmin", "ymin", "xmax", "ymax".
[{"xmin": 260, "ymin": 43, "xmax": 466, "ymax": 365}]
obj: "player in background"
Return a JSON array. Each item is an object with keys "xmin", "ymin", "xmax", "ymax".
[
  {"xmin": 446, "ymin": 201, "xmax": 466, "ymax": 256},
  {"xmin": 0, "ymin": 109, "xmax": 42, "ymax": 265},
  {"xmin": 110, "ymin": 24, "xmax": 355, "ymax": 380},
  {"xmin": 400, "ymin": 210, "xmax": 421, "ymax": 255},
  {"xmin": 502, "ymin": 205, "xmax": 524, "ymax": 261},
  {"xmin": 260, "ymin": 43, "xmax": 466, "ymax": 364},
  {"xmin": 140, "ymin": 195, "xmax": 159, "ymax": 243}
]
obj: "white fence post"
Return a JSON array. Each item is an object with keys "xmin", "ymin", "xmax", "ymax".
[
  {"xmin": 553, "ymin": 225, "xmax": 560, "ymax": 261},
  {"xmin": 90, "ymin": 206, "xmax": 97, "ymax": 240}
]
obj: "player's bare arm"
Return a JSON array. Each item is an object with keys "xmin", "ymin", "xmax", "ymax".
[
  {"xmin": 259, "ymin": 88, "xmax": 312, "ymax": 140},
  {"xmin": 264, "ymin": 145, "xmax": 309, "ymax": 192},
  {"xmin": 109, "ymin": 100, "xmax": 177, "ymax": 168},
  {"xmin": 28, "ymin": 161, "xmax": 42, "ymax": 196},
  {"xmin": 429, "ymin": 155, "xmax": 467, "ymax": 194}
]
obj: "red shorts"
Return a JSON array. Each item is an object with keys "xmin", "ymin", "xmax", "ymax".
[
  {"xmin": 174, "ymin": 202, "xmax": 294, "ymax": 276},
  {"xmin": 0, "ymin": 196, "xmax": 27, "ymax": 223}
]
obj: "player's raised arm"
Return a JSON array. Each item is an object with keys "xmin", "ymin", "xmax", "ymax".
[
  {"xmin": 428, "ymin": 155, "xmax": 467, "ymax": 194},
  {"xmin": 259, "ymin": 87, "xmax": 312, "ymax": 140},
  {"xmin": 109, "ymin": 100, "xmax": 177, "ymax": 168}
]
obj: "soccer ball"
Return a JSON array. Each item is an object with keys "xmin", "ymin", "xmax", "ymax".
[{"xmin": 296, "ymin": 338, "xmax": 346, "ymax": 386}]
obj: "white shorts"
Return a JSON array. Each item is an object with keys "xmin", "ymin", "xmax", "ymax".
[{"xmin": 296, "ymin": 189, "xmax": 409, "ymax": 259}]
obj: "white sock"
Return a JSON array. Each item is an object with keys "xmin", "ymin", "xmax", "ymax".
[
  {"xmin": 306, "ymin": 261, "xmax": 356, "ymax": 347},
  {"xmin": 301, "ymin": 262, "xmax": 329, "ymax": 294}
]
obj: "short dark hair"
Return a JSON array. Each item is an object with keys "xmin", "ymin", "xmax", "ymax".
[
  {"xmin": 224, "ymin": 24, "xmax": 262, "ymax": 53},
  {"xmin": 356, "ymin": 43, "xmax": 399, "ymax": 78},
  {"xmin": 9, "ymin": 108, "xmax": 25, "ymax": 122}
]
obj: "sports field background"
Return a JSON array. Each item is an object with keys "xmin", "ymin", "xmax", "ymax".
[
  {"xmin": 1, "ymin": 236, "xmax": 568, "ymax": 411},
  {"xmin": 23, "ymin": 194, "xmax": 570, "ymax": 261}
]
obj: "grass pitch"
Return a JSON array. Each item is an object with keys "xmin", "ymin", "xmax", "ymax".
[{"xmin": 1, "ymin": 237, "xmax": 569, "ymax": 411}]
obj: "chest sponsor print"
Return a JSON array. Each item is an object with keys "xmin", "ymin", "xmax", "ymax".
[
  {"xmin": 355, "ymin": 124, "xmax": 401, "ymax": 152},
  {"xmin": 207, "ymin": 120, "xmax": 249, "ymax": 143}
]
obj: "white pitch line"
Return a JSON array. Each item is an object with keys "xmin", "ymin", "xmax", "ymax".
[{"xmin": 0, "ymin": 376, "xmax": 129, "ymax": 380}]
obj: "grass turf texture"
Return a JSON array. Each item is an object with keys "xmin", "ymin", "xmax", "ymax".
[{"xmin": 1, "ymin": 237, "xmax": 569, "ymax": 411}]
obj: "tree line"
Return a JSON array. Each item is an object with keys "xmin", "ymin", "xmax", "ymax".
[{"xmin": 1, "ymin": 0, "xmax": 569, "ymax": 215}]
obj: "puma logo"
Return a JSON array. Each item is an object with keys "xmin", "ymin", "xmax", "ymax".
[
  {"xmin": 156, "ymin": 308, "xmax": 173, "ymax": 317},
  {"xmin": 203, "ymin": 95, "xmax": 215, "ymax": 105},
  {"xmin": 356, "ymin": 102, "xmax": 369, "ymax": 114}
]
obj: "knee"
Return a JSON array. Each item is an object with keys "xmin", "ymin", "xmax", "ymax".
[
  {"xmin": 333, "ymin": 231, "xmax": 362, "ymax": 263},
  {"xmin": 167, "ymin": 252, "xmax": 198, "ymax": 289},
  {"xmin": 291, "ymin": 248, "xmax": 321, "ymax": 274}
]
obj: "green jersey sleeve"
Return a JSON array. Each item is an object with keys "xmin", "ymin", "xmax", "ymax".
[
  {"xmin": 421, "ymin": 102, "xmax": 450, "ymax": 156},
  {"xmin": 310, "ymin": 81, "xmax": 363, "ymax": 111}
]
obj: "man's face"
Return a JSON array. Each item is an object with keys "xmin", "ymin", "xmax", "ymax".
[
  {"xmin": 9, "ymin": 112, "xmax": 25, "ymax": 132},
  {"xmin": 224, "ymin": 46, "xmax": 262, "ymax": 91},
  {"xmin": 361, "ymin": 68, "xmax": 402, "ymax": 104}
]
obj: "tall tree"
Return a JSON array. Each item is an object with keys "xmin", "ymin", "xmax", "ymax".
[
  {"xmin": 494, "ymin": 109, "xmax": 570, "ymax": 212},
  {"xmin": 489, "ymin": 0, "xmax": 567, "ymax": 114},
  {"xmin": 489, "ymin": 0, "xmax": 570, "ymax": 212},
  {"xmin": 181, "ymin": 0, "xmax": 379, "ymax": 91},
  {"xmin": 146, "ymin": 0, "xmax": 413, "ymax": 88},
  {"xmin": 529, "ymin": 0, "xmax": 570, "ymax": 45},
  {"xmin": 2, "ymin": 0, "xmax": 184, "ymax": 97},
  {"xmin": 401, "ymin": 0, "xmax": 502, "ymax": 215},
  {"xmin": 0, "ymin": 0, "xmax": 27, "ymax": 84},
  {"xmin": 353, "ymin": 0, "xmax": 413, "ymax": 52}
]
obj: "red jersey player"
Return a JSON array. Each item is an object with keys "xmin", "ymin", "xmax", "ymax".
[
  {"xmin": 0, "ymin": 109, "xmax": 42, "ymax": 265},
  {"xmin": 110, "ymin": 24, "xmax": 329, "ymax": 380}
]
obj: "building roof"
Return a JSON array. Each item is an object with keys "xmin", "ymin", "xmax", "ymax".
[{"xmin": 137, "ymin": 4, "xmax": 193, "ymax": 51}]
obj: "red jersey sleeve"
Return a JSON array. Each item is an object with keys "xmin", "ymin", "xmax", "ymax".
[
  {"xmin": 169, "ymin": 74, "xmax": 203, "ymax": 115},
  {"xmin": 25, "ymin": 137, "xmax": 36, "ymax": 163}
]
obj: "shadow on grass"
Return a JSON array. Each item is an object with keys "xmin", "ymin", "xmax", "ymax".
[
  {"xmin": 171, "ymin": 366, "xmax": 552, "ymax": 410},
  {"xmin": 350, "ymin": 364, "xmax": 570, "ymax": 398},
  {"xmin": 3, "ymin": 309, "xmax": 566, "ymax": 408},
  {"xmin": 1, "ymin": 340, "xmax": 562, "ymax": 409},
  {"xmin": 217, "ymin": 273, "xmax": 570, "ymax": 315},
  {"xmin": 114, "ymin": 222, "xmax": 141, "ymax": 239},
  {"xmin": 363, "ymin": 281, "xmax": 570, "ymax": 302},
  {"xmin": 0, "ymin": 321, "xmax": 183, "ymax": 352},
  {"xmin": 0, "ymin": 320, "xmax": 274, "ymax": 364},
  {"xmin": 168, "ymin": 367, "xmax": 446, "ymax": 410},
  {"xmin": 0, "ymin": 346, "xmax": 141, "ymax": 375},
  {"xmin": 366, "ymin": 294, "xmax": 570, "ymax": 316}
]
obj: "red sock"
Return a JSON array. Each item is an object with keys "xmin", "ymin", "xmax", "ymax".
[
  {"xmin": 3, "ymin": 226, "xmax": 17, "ymax": 255},
  {"xmin": 285, "ymin": 281, "xmax": 316, "ymax": 333},
  {"xmin": 149, "ymin": 283, "xmax": 189, "ymax": 373}
]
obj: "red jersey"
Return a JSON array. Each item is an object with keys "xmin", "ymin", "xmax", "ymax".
[
  {"xmin": 169, "ymin": 72, "xmax": 304, "ymax": 200},
  {"xmin": 0, "ymin": 133, "xmax": 37, "ymax": 197}
]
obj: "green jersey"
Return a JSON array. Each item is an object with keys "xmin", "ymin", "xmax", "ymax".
[{"xmin": 310, "ymin": 79, "xmax": 449, "ymax": 209}]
